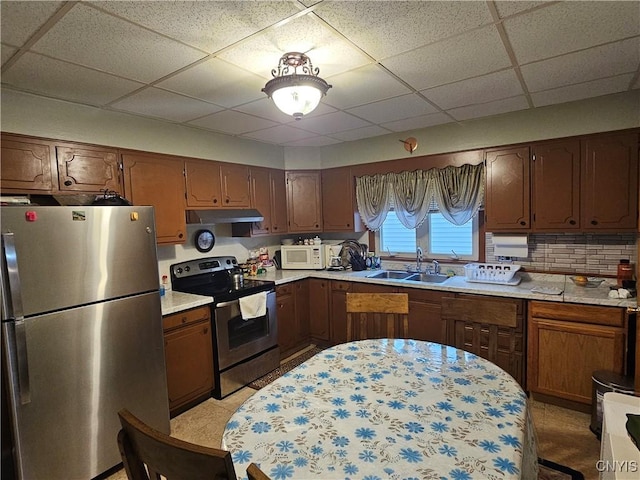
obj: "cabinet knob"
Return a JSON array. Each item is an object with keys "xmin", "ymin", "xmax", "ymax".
[
  {"xmin": 181, "ymin": 317, "xmax": 187, "ymax": 323},
  {"xmin": 591, "ymin": 220, "xmax": 598, "ymax": 225},
  {"xmin": 273, "ymin": 227, "xmax": 278, "ymax": 231},
  {"xmin": 213, "ymin": 198, "xmax": 218, "ymax": 204},
  {"xmin": 178, "ymin": 232, "xmax": 184, "ymax": 238},
  {"xmin": 203, "ymin": 327, "xmax": 208, "ymax": 334},
  {"xmin": 569, "ymin": 219, "xmax": 576, "ymax": 225},
  {"xmin": 519, "ymin": 221, "xmax": 526, "ymax": 226},
  {"xmin": 347, "ymin": 224, "xmax": 350, "ymax": 227},
  {"xmin": 63, "ymin": 180, "xmax": 73, "ymax": 186},
  {"xmin": 225, "ymin": 198, "xmax": 230, "ymax": 204},
  {"xmin": 315, "ymin": 224, "xmax": 319, "ymax": 228}
]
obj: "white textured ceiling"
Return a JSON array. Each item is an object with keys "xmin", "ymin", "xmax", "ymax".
[{"xmin": 1, "ymin": 1, "xmax": 638, "ymax": 147}]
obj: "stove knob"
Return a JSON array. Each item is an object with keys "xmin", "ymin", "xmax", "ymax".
[
  {"xmin": 185, "ymin": 266, "xmax": 191, "ymax": 272},
  {"xmin": 176, "ymin": 267, "xmax": 183, "ymax": 274}
]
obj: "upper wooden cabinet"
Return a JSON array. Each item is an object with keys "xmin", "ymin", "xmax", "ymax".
[
  {"xmin": 1, "ymin": 134, "xmax": 57, "ymax": 192},
  {"xmin": 1, "ymin": 134, "xmax": 122, "ymax": 195},
  {"xmin": 184, "ymin": 159, "xmax": 250, "ymax": 209},
  {"xmin": 531, "ymin": 139, "xmax": 581, "ymax": 231},
  {"xmin": 286, "ymin": 170, "xmax": 322, "ymax": 233},
  {"xmin": 232, "ymin": 167, "xmax": 287, "ymax": 237},
  {"xmin": 485, "ymin": 146, "xmax": 531, "ymax": 231},
  {"xmin": 122, "ymin": 152, "xmax": 186, "ymax": 245},
  {"xmin": 321, "ymin": 167, "xmax": 364, "ymax": 232},
  {"xmin": 56, "ymin": 145, "xmax": 122, "ymax": 194},
  {"xmin": 581, "ymin": 132, "xmax": 638, "ymax": 231}
]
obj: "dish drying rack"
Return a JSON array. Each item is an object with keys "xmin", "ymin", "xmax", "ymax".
[{"xmin": 464, "ymin": 263, "xmax": 522, "ymax": 285}]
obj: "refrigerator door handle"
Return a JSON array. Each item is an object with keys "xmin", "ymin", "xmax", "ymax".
[{"xmin": 2, "ymin": 232, "xmax": 31, "ymax": 404}]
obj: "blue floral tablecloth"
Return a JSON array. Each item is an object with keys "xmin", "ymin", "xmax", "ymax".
[{"xmin": 223, "ymin": 339, "xmax": 538, "ymax": 479}]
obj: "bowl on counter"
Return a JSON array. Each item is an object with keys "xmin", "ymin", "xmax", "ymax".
[{"xmin": 570, "ymin": 276, "xmax": 605, "ymax": 288}]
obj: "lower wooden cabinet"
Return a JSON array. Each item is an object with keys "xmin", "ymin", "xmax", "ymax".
[
  {"xmin": 400, "ymin": 287, "xmax": 453, "ymax": 344},
  {"xmin": 309, "ymin": 278, "xmax": 330, "ymax": 345},
  {"xmin": 276, "ymin": 280, "xmax": 310, "ymax": 359},
  {"xmin": 163, "ymin": 306, "xmax": 214, "ymax": 416},
  {"xmin": 443, "ymin": 294, "xmax": 526, "ymax": 387},
  {"xmin": 329, "ymin": 280, "xmax": 352, "ymax": 345},
  {"xmin": 527, "ymin": 301, "xmax": 626, "ymax": 406}
]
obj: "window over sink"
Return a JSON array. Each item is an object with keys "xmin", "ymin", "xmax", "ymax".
[{"xmin": 378, "ymin": 208, "xmax": 479, "ymax": 261}]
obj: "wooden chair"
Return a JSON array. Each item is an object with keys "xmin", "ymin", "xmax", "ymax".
[
  {"xmin": 345, "ymin": 292, "xmax": 410, "ymax": 341},
  {"xmin": 117, "ymin": 408, "xmax": 269, "ymax": 480},
  {"xmin": 247, "ymin": 463, "xmax": 271, "ymax": 480}
]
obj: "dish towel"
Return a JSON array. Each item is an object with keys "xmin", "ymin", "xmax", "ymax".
[{"xmin": 239, "ymin": 292, "xmax": 267, "ymax": 320}]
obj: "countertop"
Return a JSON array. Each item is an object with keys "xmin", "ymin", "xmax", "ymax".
[{"xmin": 161, "ymin": 269, "xmax": 636, "ymax": 316}]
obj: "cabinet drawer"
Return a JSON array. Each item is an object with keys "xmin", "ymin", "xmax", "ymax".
[
  {"xmin": 163, "ymin": 306, "xmax": 210, "ymax": 331},
  {"xmin": 331, "ymin": 280, "xmax": 352, "ymax": 292},
  {"xmin": 442, "ymin": 297, "xmax": 519, "ymax": 328},
  {"xmin": 405, "ymin": 288, "xmax": 454, "ymax": 304},
  {"xmin": 276, "ymin": 283, "xmax": 294, "ymax": 296},
  {"xmin": 529, "ymin": 301, "xmax": 624, "ymax": 327}
]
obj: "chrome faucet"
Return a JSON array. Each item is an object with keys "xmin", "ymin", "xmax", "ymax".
[
  {"xmin": 432, "ymin": 259, "xmax": 440, "ymax": 275},
  {"xmin": 416, "ymin": 247, "xmax": 423, "ymax": 273}
]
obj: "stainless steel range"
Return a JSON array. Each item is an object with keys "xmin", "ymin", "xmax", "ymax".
[{"xmin": 170, "ymin": 256, "xmax": 279, "ymax": 399}]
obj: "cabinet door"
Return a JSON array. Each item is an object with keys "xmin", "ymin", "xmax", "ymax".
[
  {"xmin": 220, "ymin": 163, "xmax": 251, "ymax": 208},
  {"xmin": 402, "ymin": 288, "xmax": 451, "ymax": 344},
  {"xmin": 249, "ymin": 167, "xmax": 272, "ymax": 236},
  {"xmin": 330, "ymin": 281, "xmax": 352, "ymax": 345},
  {"xmin": 164, "ymin": 318, "xmax": 214, "ymax": 412},
  {"xmin": 581, "ymin": 133, "xmax": 639, "ymax": 231},
  {"xmin": 528, "ymin": 317, "xmax": 625, "ymax": 404},
  {"xmin": 270, "ymin": 169, "xmax": 288, "ymax": 234},
  {"xmin": 532, "ymin": 140, "xmax": 580, "ymax": 231},
  {"xmin": 485, "ymin": 146, "xmax": 530, "ymax": 231},
  {"xmin": 309, "ymin": 278, "xmax": 330, "ymax": 342},
  {"xmin": 322, "ymin": 167, "xmax": 362, "ymax": 232},
  {"xmin": 287, "ymin": 171, "xmax": 322, "ymax": 232},
  {"xmin": 56, "ymin": 146, "xmax": 122, "ymax": 194},
  {"xmin": 0, "ymin": 135, "xmax": 57, "ymax": 192},
  {"xmin": 276, "ymin": 284, "xmax": 296, "ymax": 359},
  {"xmin": 122, "ymin": 153, "xmax": 186, "ymax": 244},
  {"xmin": 185, "ymin": 159, "xmax": 222, "ymax": 207}
]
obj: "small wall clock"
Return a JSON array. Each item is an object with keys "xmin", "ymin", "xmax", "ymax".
[{"xmin": 194, "ymin": 229, "xmax": 215, "ymax": 253}]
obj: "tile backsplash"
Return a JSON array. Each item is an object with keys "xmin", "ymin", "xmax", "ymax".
[{"xmin": 486, "ymin": 233, "xmax": 637, "ymax": 276}]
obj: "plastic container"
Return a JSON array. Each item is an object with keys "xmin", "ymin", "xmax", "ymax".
[
  {"xmin": 463, "ymin": 263, "xmax": 521, "ymax": 284},
  {"xmin": 617, "ymin": 259, "xmax": 634, "ymax": 287},
  {"xmin": 590, "ymin": 370, "xmax": 635, "ymax": 438}
]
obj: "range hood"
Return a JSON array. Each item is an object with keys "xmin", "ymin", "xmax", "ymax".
[{"xmin": 186, "ymin": 209, "xmax": 264, "ymax": 224}]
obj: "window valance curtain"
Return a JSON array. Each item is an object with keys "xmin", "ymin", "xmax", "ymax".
[{"xmin": 355, "ymin": 163, "xmax": 484, "ymax": 231}]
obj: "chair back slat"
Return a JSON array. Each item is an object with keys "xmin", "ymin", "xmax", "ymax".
[{"xmin": 345, "ymin": 293, "xmax": 410, "ymax": 341}]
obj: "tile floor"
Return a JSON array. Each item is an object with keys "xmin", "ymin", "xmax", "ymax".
[{"xmin": 109, "ymin": 388, "xmax": 602, "ymax": 480}]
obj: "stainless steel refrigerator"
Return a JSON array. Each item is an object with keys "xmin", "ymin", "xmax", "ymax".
[{"xmin": 1, "ymin": 206, "xmax": 170, "ymax": 480}]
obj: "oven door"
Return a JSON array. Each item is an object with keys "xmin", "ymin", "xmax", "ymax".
[{"xmin": 214, "ymin": 290, "xmax": 277, "ymax": 371}]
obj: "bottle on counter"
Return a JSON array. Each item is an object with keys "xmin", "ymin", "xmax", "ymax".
[
  {"xmin": 161, "ymin": 275, "xmax": 169, "ymax": 296},
  {"xmin": 616, "ymin": 259, "xmax": 634, "ymax": 287}
]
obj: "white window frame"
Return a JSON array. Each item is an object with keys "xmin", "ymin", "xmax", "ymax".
[{"xmin": 376, "ymin": 209, "xmax": 480, "ymax": 261}]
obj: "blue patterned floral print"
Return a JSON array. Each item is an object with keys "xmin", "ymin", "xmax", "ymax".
[{"xmin": 222, "ymin": 339, "xmax": 538, "ymax": 480}]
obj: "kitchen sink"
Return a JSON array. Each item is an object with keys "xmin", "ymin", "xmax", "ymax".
[
  {"xmin": 406, "ymin": 273, "xmax": 450, "ymax": 283},
  {"xmin": 367, "ymin": 270, "xmax": 412, "ymax": 280}
]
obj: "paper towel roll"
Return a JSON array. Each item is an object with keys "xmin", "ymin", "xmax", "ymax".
[{"xmin": 492, "ymin": 235, "xmax": 528, "ymax": 258}]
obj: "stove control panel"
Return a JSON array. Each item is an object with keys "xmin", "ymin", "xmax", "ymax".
[{"xmin": 171, "ymin": 256, "xmax": 238, "ymax": 279}]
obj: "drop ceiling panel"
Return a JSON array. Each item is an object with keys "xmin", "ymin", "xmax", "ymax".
[
  {"xmin": 322, "ymin": 64, "xmax": 412, "ymax": 109},
  {"xmin": 329, "ymin": 125, "xmax": 393, "ymax": 142},
  {"xmin": 422, "ymin": 70, "xmax": 524, "ymax": 110},
  {"xmin": 521, "ymin": 38, "xmax": 639, "ymax": 92},
  {"xmin": 1, "ymin": 45, "xmax": 17, "ymax": 65},
  {"xmin": 91, "ymin": 0, "xmax": 301, "ymax": 53},
  {"xmin": 493, "ymin": 1, "xmax": 549, "ymax": 19},
  {"xmin": 188, "ymin": 110, "xmax": 278, "ymax": 135},
  {"xmin": 110, "ymin": 87, "xmax": 223, "ymax": 122},
  {"xmin": 382, "ymin": 26, "xmax": 512, "ymax": 90},
  {"xmin": 447, "ymin": 96, "xmax": 529, "ymax": 122},
  {"xmin": 30, "ymin": 3, "xmax": 206, "ymax": 83},
  {"xmin": 381, "ymin": 112, "xmax": 454, "ymax": 132},
  {"xmin": 531, "ymin": 74, "xmax": 635, "ymax": 107},
  {"xmin": 0, "ymin": 1, "xmax": 64, "ymax": 46},
  {"xmin": 241, "ymin": 124, "xmax": 318, "ymax": 144},
  {"xmin": 347, "ymin": 93, "xmax": 439, "ymax": 124},
  {"xmin": 157, "ymin": 58, "xmax": 266, "ymax": 108},
  {"xmin": 292, "ymin": 111, "xmax": 373, "ymax": 135},
  {"xmin": 2, "ymin": 53, "xmax": 144, "ymax": 106},
  {"xmin": 314, "ymin": 0, "xmax": 493, "ymax": 59},
  {"xmin": 504, "ymin": 1, "xmax": 640, "ymax": 64}
]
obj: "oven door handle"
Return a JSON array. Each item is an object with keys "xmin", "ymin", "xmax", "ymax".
[{"xmin": 216, "ymin": 300, "xmax": 239, "ymax": 309}]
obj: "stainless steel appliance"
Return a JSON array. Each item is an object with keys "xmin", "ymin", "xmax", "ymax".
[
  {"xmin": 170, "ymin": 257, "xmax": 278, "ymax": 399},
  {"xmin": 1, "ymin": 206, "xmax": 170, "ymax": 480}
]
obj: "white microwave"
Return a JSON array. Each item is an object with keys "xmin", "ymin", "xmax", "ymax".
[{"xmin": 280, "ymin": 245, "xmax": 325, "ymax": 270}]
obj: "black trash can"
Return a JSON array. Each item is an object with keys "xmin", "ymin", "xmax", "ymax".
[{"xmin": 589, "ymin": 370, "xmax": 635, "ymax": 438}]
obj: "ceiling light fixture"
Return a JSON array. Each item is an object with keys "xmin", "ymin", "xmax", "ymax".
[{"xmin": 262, "ymin": 52, "xmax": 331, "ymax": 120}]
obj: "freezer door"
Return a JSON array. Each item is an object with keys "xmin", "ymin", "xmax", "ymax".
[
  {"xmin": 1, "ymin": 206, "xmax": 160, "ymax": 317},
  {"xmin": 2, "ymin": 292, "xmax": 169, "ymax": 480}
]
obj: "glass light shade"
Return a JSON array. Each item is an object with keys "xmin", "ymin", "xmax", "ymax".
[{"xmin": 271, "ymin": 85, "xmax": 322, "ymax": 119}]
